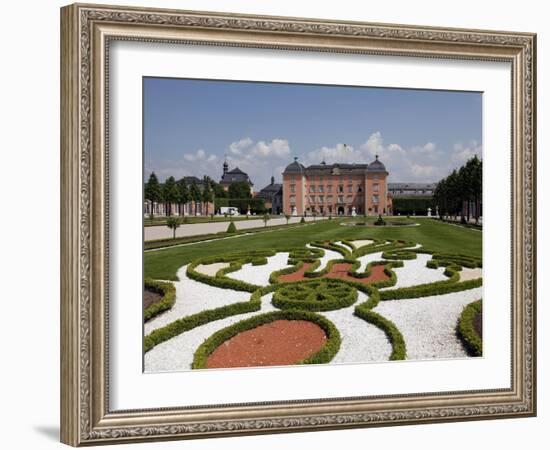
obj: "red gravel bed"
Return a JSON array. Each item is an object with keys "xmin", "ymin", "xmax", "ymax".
[
  {"xmin": 205, "ymin": 320, "xmax": 327, "ymax": 369},
  {"xmin": 277, "ymin": 262, "xmax": 389, "ymax": 284},
  {"xmin": 143, "ymin": 288, "xmax": 162, "ymax": 310}
]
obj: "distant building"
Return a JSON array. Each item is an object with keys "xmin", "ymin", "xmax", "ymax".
[
  {"xmin": 282, "ymin": 156, "xmax": 392, "ymax": 216},
  {"xmin": 257, "ymin": 176, "xmax": 283, "ymax": 214},
  {"xmin": 388, "ymin": 182, "xmax": 436, "ymax": 198},
  {"xmin": 219, "ymin": 159, "xmax": 254, "ymax": 193}
]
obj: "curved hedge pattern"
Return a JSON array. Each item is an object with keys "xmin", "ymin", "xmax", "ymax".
[
  {"xmin": 457, "ymin": 299, "xmax": 483, "ymax": 356},
  {"xmin": 145, "ymin": 237, "xmax": 483, "ymax": 366},
  {"xmin": 144, "ymin": 279, "xmax": 176, "ymax": 322},
  {"xmin": 272, "ymin": 279, "xmax": 358, "ymax": 311},
  {"xmin": 192, "ymin": 310, "xmax": 341, "ymax": 369}
]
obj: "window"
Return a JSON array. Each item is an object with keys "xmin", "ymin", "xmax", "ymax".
[
  {"xmin": 357, "ymin": 185, "xmax": 363, "ymax": 193},
  {"xmin": 338, "ymin": 185, "xmax": 344, "ymax": 193},
  {"xmin": 289, "ymin": 195, "xmax": 296, "ymax": 204},
  {"xmin": 319, "ymin": 196, "xmax": 324, "ymax": 204},
  {"xmin": 309, "ymin": 185, "xmax": 316, "ymax": 193},
  {"xmin": 327, "ymin": 195, "xmax": 333, "ymax": 204},
  {"xmin": 338, "ymin": 196, "xmax": 344, "ymax": 204},
  {"xmin": 372, "ymin": 195, "xmax": 379, "ymax": 203},
  {"xmin": 310, "ymin": 195, "xmax": 316, "ymax": 203},
  {"xmin": 327, "ymin": 185, "xmax": 333, "ymax": 193},
  {"xmin": 374, "ymin": 205, "xmax": 378, "ymax": 213},
  {"xmin": 347, "ymin": 185, "xmax": 353, "ymax": 193},
  {"xmin": 290, "ymin": 184, "xmax": 295, "ymax": 193},
  {"xmin": 318, "ymin": 185, "xmax": 324, "ymax": 193},
  {"xmin": 373, "ymin": 183, "xmax": 379, "ymax": 192}
]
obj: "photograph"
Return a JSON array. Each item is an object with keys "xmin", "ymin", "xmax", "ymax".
[{"xmin": 142, "ymin": 78, "xmax": 484, "ymax": 372}]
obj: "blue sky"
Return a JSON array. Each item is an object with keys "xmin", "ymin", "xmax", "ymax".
[{"xmin": 144, "ymin": 77, "xmax": 482, "ymax": 187}]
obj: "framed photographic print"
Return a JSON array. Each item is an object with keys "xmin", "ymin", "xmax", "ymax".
[{"xmin": 60, "ymin": 3, "xmax": 536, "ymax": 446}]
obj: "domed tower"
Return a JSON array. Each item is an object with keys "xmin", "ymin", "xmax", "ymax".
[
  {"xmin": 222, "ymin": 158, "xmax": 228, "ymax": 177},
  {"xmin": 282, "ymin": 157, "xmax": 306, "ymax": 216},
  {"xmin": 366, "ymin": 155, "xmax": 390, "ymax": 215}
]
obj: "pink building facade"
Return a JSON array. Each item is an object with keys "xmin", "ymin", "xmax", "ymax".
[{"xmin": 282, "ymin": 156, "xmax": 392, "ymax": 216}]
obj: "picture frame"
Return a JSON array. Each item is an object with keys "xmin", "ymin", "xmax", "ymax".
[{"xmin": 60, "ymin": 2, "xmax": 536, "ymax": 446}]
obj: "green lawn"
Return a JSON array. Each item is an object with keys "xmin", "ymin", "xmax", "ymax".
[
  {"xmin": 144, "ymin": 215, "xmax": 279, "ymax": 227},
  {"xmin": 144, "ymin": 218, "xmax": 482, "ymax": 281}
]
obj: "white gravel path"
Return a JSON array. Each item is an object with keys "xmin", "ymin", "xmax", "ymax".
[
  {"xmin": 350, "ymin": 239, "xmax": 374, "ymax": 248},
  {"xmin": 227, "ymin": 252, "xmax": 291, "ymax": 286},
  {"xmin": 459, "ymin": 267, "xmax": 483, "ymax": 281},
  {"xmin": 307, "ymin": 244, "xmax": 342, "ymax": 272},
  {"xmin": 334, "ymin": 241, "xmax": 354, "ymax": 253},
  {"xmin": 381, "ymin": 253, "xmax": 448, "ymax": 289},
  {"xmin": 323, "ymin": 292, "xmax": 392, "ymax": 363},
  {"xmin": 144, "ymin": 265, "xmax": 250, "ymax": 335},
  {"xmin": 356, "ymin": 251, "xmax": 385, "ymax": 273},
  {"xmin": 373, "ymin": 287, "xmax": 483, "ymax": 360},
  {"xmin": 195, "ymin": 262, "xmax": 230, "ymax": 277},
  {"xmin": 145, "ymin": 293, "xmax": 278, "ymax": 372}
]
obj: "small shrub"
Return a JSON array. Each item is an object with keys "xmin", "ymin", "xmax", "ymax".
[
  {"xmin": 272, "ymin": 279, "xmax": 358, "ymax": 311},
  {"xmin": 374, "ymin": 214, "xmax": 386, "ymax": 226},
  {"xmin": 226, "ymin": 221, "xmax": 237, "ymax": 233},
  {"xmin": 300, "ymin": 216, "xmax": 306, "ymax": 224},
  {"xmin": 143, "ymin": 279, "xmax": 176, "ymax": 322}
]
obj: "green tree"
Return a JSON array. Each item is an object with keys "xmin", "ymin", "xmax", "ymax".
[
  {"xmin": 189, "ymin": 181, "xmax": 202, "ymax": 215},
  {"xmin": 162, "ymin": 176, "xmax": 179, "ymax": 216},
  {"xmin": 228, "ymin": 181, "xmax": 252, "ymax": 199},
  {"xmin": 144, "ymin": 172, "xmax": 162, "ymax": 218},
  {"xmin": 202, "ymin": 177, "xmax": 214, "ymax": 216},
  {"xmin": 213, "ymin": 183, "xmax": 227, "ymax": 199},
  {"xmin": 177, "ymin": 179, "xmax": 190, "ymax": 216},
  {"xmin": 165, "ymin": 216, "xmax": 181, "ymax": 239}
]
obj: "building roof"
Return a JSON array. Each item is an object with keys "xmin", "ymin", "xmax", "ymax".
[
  {"xmin": 283, "ymin": 156, "xmax": 388, "ymax": 175},
  {"xmin": 179, "ymin": 176, "xmax": 204, "ymax": 186},
  {"xmin": 388, "ymin": 182, "xmax": 437, "ymax": 189},
  {"xmin": 366, "ymin": 155, "xmax": 387, "ymax": 172},
  {"xmin": 283, "ymin": 157, "xmax": 306, "ymax": 174},
  {"xmin": 220, "ymin": 166, "xmax": 253, "ymax": 186}
]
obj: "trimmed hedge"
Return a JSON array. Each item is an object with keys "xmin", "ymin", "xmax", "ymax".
[
  {"xmin": 272, "ymin": 279, "xmax": 358, "ymax": 311},
  {"xmin": 457, "ymin": 299, "xmax": 483, "ymax": 356},
  {"xmin": 379, "ymin": 276, "xmax": 482, "ymax": 301},
  {"xmin": 354, "ymin": 306, "xmax": 406, "ymax": 360},
  {"xmin": 143, "ymin": 279, "xmax": 176, "ymax": 322},
  {"xmin": 144, "ymin": 294, "xmax": 261, "ymax": 353},
  {"xmin": 192, "ymin": 310, "xmax": 341, "ymax": 369}
]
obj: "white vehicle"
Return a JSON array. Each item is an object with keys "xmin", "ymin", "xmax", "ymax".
[{"xmin": 219, "ymin": 206, "xmax": 240, "ymax": 216}]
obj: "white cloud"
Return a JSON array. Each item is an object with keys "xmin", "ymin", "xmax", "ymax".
[
  {"xmin": 147, "ymin": 133, "xmax": 482, "ymax": 187},
  {"xmin": 452, "ymin": 141, "xmax": 482, "ymax": 164}
]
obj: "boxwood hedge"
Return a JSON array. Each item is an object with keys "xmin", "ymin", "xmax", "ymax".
[
  {"xmin": 143, "ymin": 279, "xmax": 176, "ymax": 322},
  {"xmin": 457, "ymin": 299, "xmax": 483, "ymax": 356},
  {"xmin": 272, "ymin": 279, "xmax": 358, "ymax": 311}
]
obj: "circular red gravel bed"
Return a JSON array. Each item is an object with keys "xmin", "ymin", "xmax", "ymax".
[{"xmin": 205, "ymin": 320, "xmax": 327, "ymax": 369}]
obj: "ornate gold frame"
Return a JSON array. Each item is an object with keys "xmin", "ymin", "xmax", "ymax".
[{"xmin": 60, "ymin": 3, "xmax": 536, "ymax": 446}]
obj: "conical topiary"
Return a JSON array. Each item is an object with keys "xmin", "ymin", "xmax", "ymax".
[{"xmin": 226, "ymin": 221, "xmax": 237, "ymax": 233}]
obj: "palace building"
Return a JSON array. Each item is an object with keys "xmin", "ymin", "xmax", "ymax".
[
  {"xmin": 219, "ymin": 160, "xmax": 254, "ymax": 193},
  {"xmin": 282, "ymin": 156, "xmax": 392, "ymax": 216}
]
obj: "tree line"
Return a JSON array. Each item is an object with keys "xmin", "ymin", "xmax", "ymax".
[
  {"xmin": 433, "ymin": 155, "xmax": 482, "ymax": 223},
  {"xmin": 144, "ymin": 172, "xmax": 260, "ymax": 217}
]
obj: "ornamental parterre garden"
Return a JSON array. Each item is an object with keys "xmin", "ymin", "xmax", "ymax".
[{"xmin": 143, "ymin": 218, "xmax": 483, "ymax": 372}]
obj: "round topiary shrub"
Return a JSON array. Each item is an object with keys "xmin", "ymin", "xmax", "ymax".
[
  {"xmin": 272, "ymin": 280, "xmax": 358, "ymax": 311},
  {"xmin": 226, "ymin": 221, "xmax": 237, "ymax": 233},
  {"xmin": 374, "ymin": 214, "xmax": 386, "ymax": 226},
  {"xmin": 300, "ymin": 216, "xmax": 306, "ymax": 224}
]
